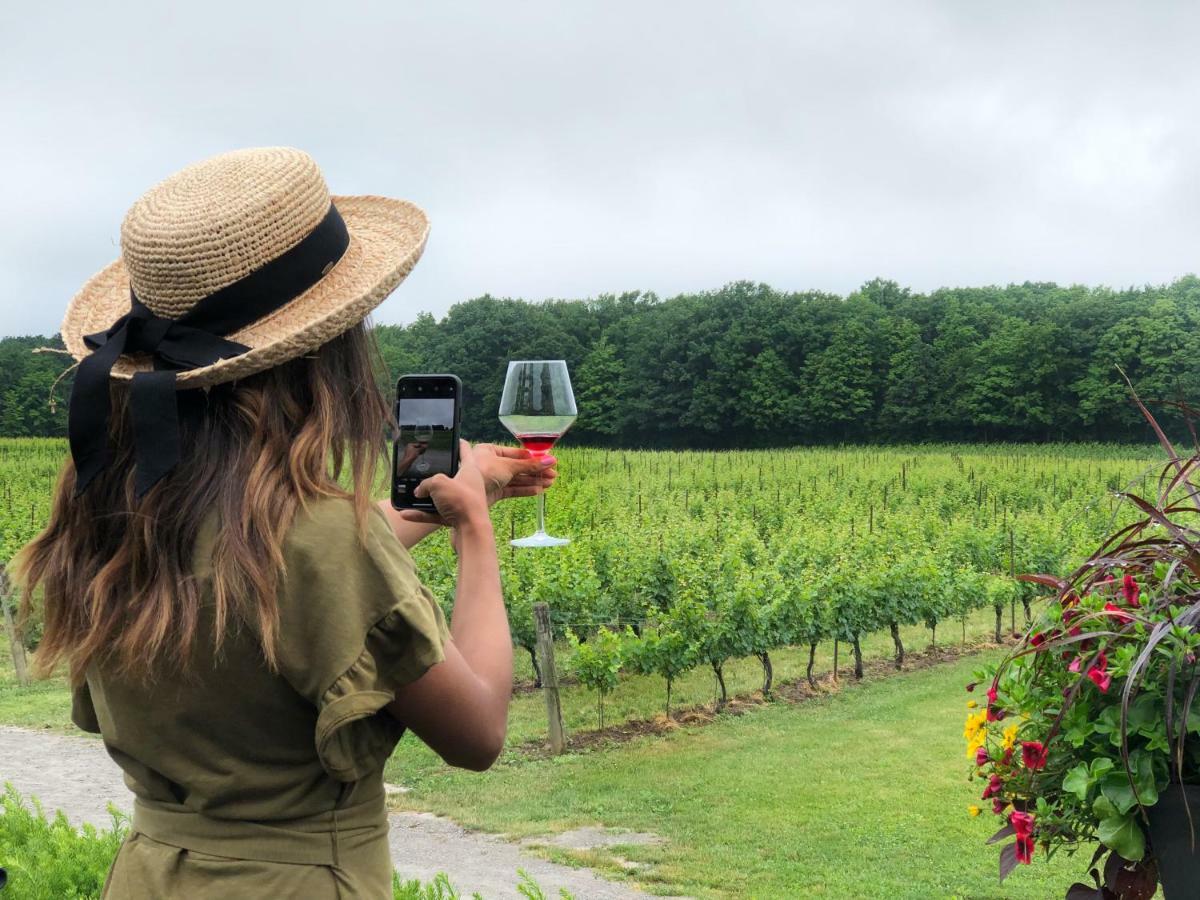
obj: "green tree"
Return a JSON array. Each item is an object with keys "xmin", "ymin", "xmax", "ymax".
[
  {"xmin": 799, "ymin": 314, "xmax": 877, "ymax": 439},
  {"xmin": 745, "ymin": 347, "xmax": 802, "ymax": 437},
  {"xmin": 573, "ymin": 336, "xmax": 623, "ymax": 438},
  {"xmin": 878, "ymin": 318, "xmax": 933, "ymax": 438}
]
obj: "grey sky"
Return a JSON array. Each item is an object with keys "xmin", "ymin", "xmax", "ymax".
[{"xmin": 3, "ymin": 1, "xmax": 1198, "ymax": 337}]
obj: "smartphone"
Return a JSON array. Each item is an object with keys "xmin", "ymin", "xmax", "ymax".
[{"xmin": 391, "ymin": 374, "xmax": 463, "ymax": 511}]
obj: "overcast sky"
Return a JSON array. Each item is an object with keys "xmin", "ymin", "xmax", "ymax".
[{"xmin": 2, "ymin": 1, "xmax": 1198, "ymax": 336}]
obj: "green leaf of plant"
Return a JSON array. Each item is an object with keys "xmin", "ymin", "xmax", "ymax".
[
  {"xmin": 1094, "ymin": 706, "xmax": 1121, "ymax": 736},
  {"xmin": 1143, "ymin": 730, "xmax": 1171, "ymax": 754},
  {"xmin": 1126, "ymin": 693, "xmax": 1160, "ymax": 733},
  {"xmin": 1096, "ymin": 814, "xmax": 1145, "ymax": 862},
  {"xmin": 1128, "ymin": 751, "xmax": 1159, "ymax": 808},
  {"xmin": 1090, "ymin": 758, "xmax": 1115, "ymax": 779},
  {"xmin": 1100, "ymin": 773, "xmax": 1138, "ymax": 815},
  {"xmin": 1093, "ymin": 795, "xmax": 1119, "ymax": 820},
  {"xmin": 1063, "ymin": 763, "xmax": 1092, "ymax": 801}
]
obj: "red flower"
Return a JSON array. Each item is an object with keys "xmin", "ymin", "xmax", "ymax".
[
  {"xmin": 1122, "ymin": 574, "xmax": 1140, "ymax": 606},
  {"xmin": 1021, "ymin": 742, "xmax": 1047, "ymax": 771},
  {"xmin": 966, "ymin": 681, "xmax": 978, "ymax": 693},
  {"xmin": 1104, "ymin": 602, "xmax": 1133, "ymax": 624},
  {"xmin": 982, "ymin": 774, "xmax": 1003, "ymax": 799},
  {"xmin": 988, "ymin": 707, "xmax": 1007, "ymax": 722},
  {"xmin": 1061, "ymin": 591, "xmax": 1080, "ymax": 608},
  {"xmin": 1086, "ymin": 651, "xmax": 1111, "ymax": 693},
  {"xmin": 992, "ymin": 797, "xmax": 1008, "ymax": 815},
  {"xmin": 1001, "ymin": 746, "xmax": 1014, "ymax": 766},
  {"xmin": 1030, "ymin": 631, "xmax": 1058, "ymax": 650},
  {"xmin": 975, "ymin": 746, "xmax": 990, "ymax": 767},
  {"xmin": 987, "ymin": 683, "xmax": 998, "ymax": 705},
  {"xmin": 1015, "ymin": 834, "xmax": 1035, "ymax": 864},
  {"xmin": 1009, "ymin": 810, "xmax": 1035, "ymax": 837},
  {"xmin": 1088, "ymin": 666, "xmax": 1112, "ymax": 692},
  {"xmin": 1068, "ymin": 656, "xmax": 1082, "ymax": 674}
]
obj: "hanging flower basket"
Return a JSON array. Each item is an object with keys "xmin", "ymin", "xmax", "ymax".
[{"xmin": 964, "ymin": 399, "xmax": 1200, "ymax": 900}]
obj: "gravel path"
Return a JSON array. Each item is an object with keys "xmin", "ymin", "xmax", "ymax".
[{"xmin": 0, "ymin": 726, "xmax": 650, "ymax": 900}]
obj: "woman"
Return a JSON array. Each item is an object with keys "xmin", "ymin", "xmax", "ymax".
[{"xmin": 14, "ymin": 147, "xmax": 555, "ymax": 898}]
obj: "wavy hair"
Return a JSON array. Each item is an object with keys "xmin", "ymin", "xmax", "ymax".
[{"xmin": 14, "ymin": 323, "xmax": 391, "ymax": 684}]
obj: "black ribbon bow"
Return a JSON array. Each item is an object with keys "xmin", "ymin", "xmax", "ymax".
[{"xmin": 68, "ymin": 203, "xmax": 350, "ymax": 498}]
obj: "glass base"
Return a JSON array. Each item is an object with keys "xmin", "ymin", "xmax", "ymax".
[{"xmin": 511, "ymin": 530, "xmax": 570, "ymax": 548}]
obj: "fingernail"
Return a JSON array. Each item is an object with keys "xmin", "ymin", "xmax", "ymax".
[{"xmin": 542, "ymin": 457, "xmax": 557, "ymax": 466}]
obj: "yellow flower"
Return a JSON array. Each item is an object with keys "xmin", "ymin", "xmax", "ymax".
[
  {"xmin": 963, "ymin": 710, "xmax": 987, "ymax": 744},
  {"xmin": 966, "ymin": 700, "xmax": 978, "ymax": 709},
  {"xmin": 1001, "ymin": 724, "xmax": 1020, "ymax": 752},
  {"xmin": 964, "ymin": 709, "xmax": 988, "ymax": 759},
  {"xmin": 968, "ymin": 805, "xmax": 981, "ymax": 817}
]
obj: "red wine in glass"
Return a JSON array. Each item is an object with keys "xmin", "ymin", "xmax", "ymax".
[
  {"xmin": 517, "ymin": 435, "xmax": 559, "ymax": 455},
  {"xmin": 498, "ymin": 362, "xmax": 577, "ymax": 547},
  {"xmin": 500, "ymin": 414, "xmax": 577, "ymax": 456}
]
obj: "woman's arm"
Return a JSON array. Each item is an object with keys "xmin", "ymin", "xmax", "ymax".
[
  {"xmin": 375, "ymin": 499, "xmax": 440, "ymax": 550},
  {"xmin": 385, "ymin": 443, "xmax": 513, "ymax": 770}
]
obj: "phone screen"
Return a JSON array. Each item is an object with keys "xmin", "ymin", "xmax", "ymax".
[
  {"xmin": 392, "ymin": 375, "xmax": 461, "ymax": 510},
  {"xmin": 395, "ymin": 396, "xmax": 456, "ymax": 480}
]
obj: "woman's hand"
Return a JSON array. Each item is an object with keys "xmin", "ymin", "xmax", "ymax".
[
  {"xmin": 473, "ymin": 443, "xmax": 557, "ymax": 506},
  {"xmin": 399, "ymin": 440, "xmax": 491, "ymax": 529}
]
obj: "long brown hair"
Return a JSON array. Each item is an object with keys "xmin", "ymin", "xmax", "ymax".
[{"xmin": 14, "ymin": 323, "xmax": 391, "ymax": 685}]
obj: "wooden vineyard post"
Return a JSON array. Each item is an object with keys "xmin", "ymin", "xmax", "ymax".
[
  {"xmin": 0, "ymin": 567, "xmax": 29, "ymax": 688},
  {"xmin": 533, "ymin": 602, "xmax": 566, "ymax": 755},
  {"xmin": 1008, "ymin": 526, "xmax": 1016, "ymax": 634}
]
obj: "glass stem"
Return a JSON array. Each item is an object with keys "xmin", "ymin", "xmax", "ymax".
[{"xmin": 536, "ymin": 491, "xmax": 547, "ymax": 535}]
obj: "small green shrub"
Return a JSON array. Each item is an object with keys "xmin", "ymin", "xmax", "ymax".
[
  {"xmin": 0, "ymin": 782, "xmax": 127, "ymax": 899},
  {"xmin": 1, "ymin": 785, "xmax": 571, "ymax": 899},
  {"xmin": 392, "ymin": 870, "xmax": 482, "ymax": 899}
]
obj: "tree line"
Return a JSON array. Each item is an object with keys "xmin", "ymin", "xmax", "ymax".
[{"xmin": 3, "ymin": 277, "xmax": 1198, "ymax": 444}]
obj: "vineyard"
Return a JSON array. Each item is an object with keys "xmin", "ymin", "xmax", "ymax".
[
  {"xmin": 0, "ymin": 439, "xmax": 1160, "ymax": 731},
  {"xmin": 415, "ymin": 444, "xmax": 1159, "ymax": 727}
]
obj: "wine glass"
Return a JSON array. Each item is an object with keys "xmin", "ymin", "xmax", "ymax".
[
  {"xmin": 411, "ymin": 425, "xmax": 433, "ymax": 473},
  {"xmin": 499, "ymin": 360, "xmax": 577, "ymax": 547}
]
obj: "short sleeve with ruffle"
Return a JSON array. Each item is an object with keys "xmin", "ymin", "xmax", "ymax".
[
  {"xmin": 276, "ymin": 499, "xmax": 450, "ymax": 782},
  {"xmin": 71, "ymin": 679, "xmax": 102, "ymax": 734}
]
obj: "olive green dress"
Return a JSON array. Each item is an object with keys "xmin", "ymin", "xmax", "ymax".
[{"xmin": 72, "ymin": 498, "xmax": 450, "ymax": 899}]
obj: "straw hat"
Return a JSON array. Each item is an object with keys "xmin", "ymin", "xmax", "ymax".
[{"xmin": 61, "ymin": 146, "xmax": 429, "ymax": 388}]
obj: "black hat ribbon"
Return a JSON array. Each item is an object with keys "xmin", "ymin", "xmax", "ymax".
[{"xmin": 68, "ymin": 202, "xmax": 350, "ymax": 498}]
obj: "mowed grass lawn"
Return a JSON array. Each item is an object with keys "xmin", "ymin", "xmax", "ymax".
[
  {"xmin": 0, "ymin": 652, "xmax": 1093, "ymax": 898},
  {"xmin": 385, "ymin": 649, "xmax": 1092, "ymax": 899},
  {"xmin": 2, "ymin": 620, "xmax": 1099, "ymax": 898}
]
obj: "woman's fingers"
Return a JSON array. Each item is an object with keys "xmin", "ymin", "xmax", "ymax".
[
  {"xmin": 508, "ymin": 469, "xmax": 557, "ymax": 486},
  {"xmin": 502, "ymin": 469, "xmax": 557, "ymax": 498},
  {"xmin": 508, "ymin": 457, "xmax": 557, "ymax": 478},
  {"xmin": 476, "ymin": 443, "xmax": 526, "ymax": 459},
  {"xmin": 414, "ymin": 473, "xmax": 450, "ymax": 498}
]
